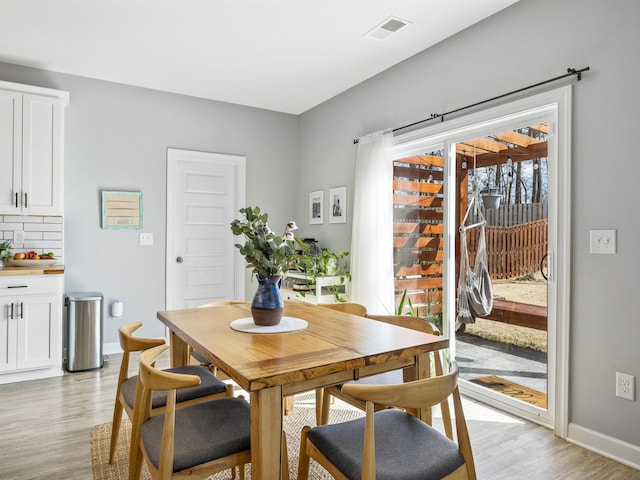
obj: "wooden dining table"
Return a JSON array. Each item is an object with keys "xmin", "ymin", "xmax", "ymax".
[{"xmin": 157, "ymin": 300, "xmax": 449, "ymax": 480}]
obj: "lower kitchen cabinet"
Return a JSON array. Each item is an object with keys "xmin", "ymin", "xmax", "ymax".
[{"xmin": 0, "ymin": 274, "xmax": 64, "ymax": 384}]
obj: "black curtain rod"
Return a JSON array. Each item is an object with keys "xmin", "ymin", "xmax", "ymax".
[{"xmin": 353, "ymin": 66, "xmax": 590, "ymax": 144}]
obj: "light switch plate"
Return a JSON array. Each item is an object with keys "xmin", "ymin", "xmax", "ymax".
[
  {"xmin": 14, "ymin": 230, "xmax": 24, "ymax": 244},
  {"xmin": 590, "ymin": 229, "xmax": 616, "ymax": 254},
  {"xmin": 139, "ymin": 232, "xmax": 153, "ymax": 246}
]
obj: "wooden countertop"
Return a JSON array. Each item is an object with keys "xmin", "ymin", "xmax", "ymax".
[{"xmin": 0, "ymin": 265, "xmax": 65, "ymax": 275}]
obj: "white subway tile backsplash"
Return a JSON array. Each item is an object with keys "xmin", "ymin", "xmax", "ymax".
[
  {"xmin": 24, "ymin": 223, "xmax": 62, "ymax": 232},
  {"xmin": 18, "ymin": 216, "xmax": 45, "ymax": 223},
  {"xmin": 24, "ymin": 231, "xmax": 43, "ymax": 240},
  {"xmin": 0, "ymin": 215, "xmax": 63, "ymax": 259},
  {"xmin": 43, "ymin": 232, "xmax": 63, "ymax": 240},
  {"xmin": 0, "ymin": 223, "xmax": 24, "ymax": 231}
]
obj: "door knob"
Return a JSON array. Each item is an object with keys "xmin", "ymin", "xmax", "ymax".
[{"xmin": 176, "ymin": 256, "xmax": 184, "ymax": 263}]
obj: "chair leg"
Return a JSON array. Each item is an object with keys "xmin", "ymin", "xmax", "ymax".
[
  {"xmin": 320, "ymin": 388, "xmax": 332, "ymax": 425},
  {"xmin": 314, "ymin": 388, "xmax": 323, "ymax": 425},
  {"xmin": 129, "ymin": 444, "xmax": 144, "ymax": 480},
  {"xmin": 108, "ymin": 402, "xmax": 123, "ymax": 464},
  {"xmin": 297, "ymin": 427, "xmax": 311, "ymax": 480},
  {"xmin": 282, "ymin": 432, "xmax": 290, "ymax": 480}
]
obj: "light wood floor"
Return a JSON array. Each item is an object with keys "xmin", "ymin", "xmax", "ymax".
[{"xmin": 1, "ymin": 353, "xmax": 638, "ymax": 480}]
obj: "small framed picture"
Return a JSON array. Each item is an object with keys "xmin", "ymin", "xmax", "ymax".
[
  {"xmin": 329, "ymin": 187, "xmax": 346, "ymax": 224},
  {"xmin": 309, "ymin": 190, "xmax": 323, "ymax": 224},
  {"xmin": 101, "ymin": 191, "xmax": 143, "ymax": 229}
]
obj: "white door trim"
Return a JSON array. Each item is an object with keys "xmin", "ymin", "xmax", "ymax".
[
  {"xmin": 392, "ymin": 85, "xmax": 572, "ymax": 437},
  {"xmin": 165, "ymin": 148, "xmax": 246, "ymax": 310}
]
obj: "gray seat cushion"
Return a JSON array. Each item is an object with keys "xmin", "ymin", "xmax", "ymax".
[
  {"xmin": 306, "ymin": 408, "xmax": 465, "ymax": 480},
  {"xmin": 140, "ymin": 397, "xmax": 250, "ymax": 472},
  {"xmin": 121, "ymin": 365, "xmax": 227, "ymax": 410}
]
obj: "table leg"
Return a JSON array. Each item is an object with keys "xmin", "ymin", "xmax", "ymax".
[
  {"xmin": 250, "ymin": 386, "xmax": 284, "ymax": 480},
  {"xmin": 414, "ymin": 352, "xmax": 432, "ymax": 424},
  {"xmin": 168, "ymin": 330, "xmax": 189, "ymax": 367}
]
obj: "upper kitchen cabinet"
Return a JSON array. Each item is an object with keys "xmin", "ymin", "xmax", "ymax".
[{"xmin": 0, "ymin": 81, "xmax": 69, "ymax": 215}]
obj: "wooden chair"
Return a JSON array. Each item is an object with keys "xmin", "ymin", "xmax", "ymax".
[
  {"xmin": 318, "ymin": 302, "xmax": 367, "ymax": 317},
  {"xmin": 298, "ymin": 362, "xmax": 476, "ymax": 480},
  {"xmin": 109, "ymin": 322, "xmax": 233, "ymax": 464},
  {"xmin": 319, "ymin": 314, "xmax": 451, "ymax": 437},
  {"xmin": 311, "ymin": 302, "xmax": 367, "ymax": 423},
  {"xmin": 128, "ymin": 344, "xmax": 253, "ymax": 480}
]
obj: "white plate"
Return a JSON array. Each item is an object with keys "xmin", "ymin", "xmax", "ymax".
[
  {"xmin": 9, "ymin": 259, "xmax": 61, "ymax": 267},
  {"xmin": 230, "ymin": 317, "xmax": 308, "ymax": 333}
]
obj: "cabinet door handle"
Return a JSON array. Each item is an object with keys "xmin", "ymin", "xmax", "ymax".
[
  {"xmin": 10, "ymin": 303, "xmax": 14, "ymax": 320},
  {"xmin": 19, "ymin": 302, "xmax": 23, "ymax": 319},
  {"xmin": 15, "ymin": 192, "xmax": 18, "ymax": 208},
  {"xmin": 24, "ymin": 192, "xmax": 28, "ymax": 208},
  {"xmin": 7, "ymin": 285, "xmax": 28, "ymax": 289}
]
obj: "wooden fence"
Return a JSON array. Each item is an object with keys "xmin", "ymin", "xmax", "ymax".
[
  {"xmin": 466, "ymin": 218, "xmax": 548, "ymax": 279},
  {"xmin": 468, "ymin": 201, "xmax": 548, "ymax": 227}
]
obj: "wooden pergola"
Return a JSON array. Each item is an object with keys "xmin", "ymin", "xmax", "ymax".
[{"xmin": 392, "ymin": 124, "xmax": 549, "ymax": 330}]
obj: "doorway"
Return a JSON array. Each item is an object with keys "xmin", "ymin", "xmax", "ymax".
[
  {"xmin": 454, "ymin": 124, "xmax": 550, "ymax": 424},
  {"xmin": 165, "ymin": 148, "xmax": 246, "ymax": 310},
  {"xmin": 392, "ymin": 86, "xmax": 572, "ymax": 435}
]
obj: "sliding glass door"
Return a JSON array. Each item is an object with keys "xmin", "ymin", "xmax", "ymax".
[{"xmin": 392, "ymin": 87, "xmax": 572, "ymax": 433}]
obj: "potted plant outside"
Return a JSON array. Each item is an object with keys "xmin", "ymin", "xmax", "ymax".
[{"xmin": 481, "ymin": 188, "xmax": 501, "ymax": 210}]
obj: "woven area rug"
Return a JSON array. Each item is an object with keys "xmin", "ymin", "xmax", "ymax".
[{"xmin": 91, "ymin": 392, "xmax": 363, "ymax": 479}]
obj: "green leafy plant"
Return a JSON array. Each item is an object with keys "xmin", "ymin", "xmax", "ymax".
[
  {"xmin": 385, "ymin": 289, "xmax": 443, "ymax": 333},
  {"xmin": 386, "ymin": 289, "xmax": 416, "ymax": 316},
  {"xmin": 297, "ymin": 247, "xmax": 351, "ymax": 302},
  {"xmin": 230, "ymin": 206, "xmax": 305, "ymax": 279},
  {"xmin": 0, "ymin": 240, "xmax": 13, "ymax": 261}
]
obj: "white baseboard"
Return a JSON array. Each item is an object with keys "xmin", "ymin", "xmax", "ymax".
[
  {"xmin": 103, "ymin": 342, "xmax": 122, "ymax": 356},
  {"xmin": 568, "ymin": 423, "xmax": 640, "ymax": 470}
]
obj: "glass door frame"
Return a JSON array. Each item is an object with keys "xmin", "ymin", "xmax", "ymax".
[{"xmin": 392, "ymin": 86, "xmax": 572, "ymax": 437}]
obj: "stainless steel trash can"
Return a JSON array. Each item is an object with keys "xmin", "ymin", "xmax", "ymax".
[{"xmin": 64, "ymin": 292, "xmax": 104, "ymax": 372}]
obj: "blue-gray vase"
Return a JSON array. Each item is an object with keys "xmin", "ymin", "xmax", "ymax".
[{"xmin": 251, "ymin": 275, "xmax": 284, "ymax": 326}]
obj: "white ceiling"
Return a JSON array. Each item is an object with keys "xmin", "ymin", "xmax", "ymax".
[{"xmin": 0, "ymin": 0, "xmax": 519, "ymax": 114}]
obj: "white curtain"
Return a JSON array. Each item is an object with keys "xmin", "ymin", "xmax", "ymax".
[{"xmin": 350, "ymin": 130, "xmax": 395, "ymax": 314}]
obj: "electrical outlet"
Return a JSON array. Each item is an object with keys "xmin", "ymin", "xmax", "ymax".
[
  {"xmin": 616, "ymin": 372, "xmax": 635, "ymax": 401},
  {"xmin": 139, "ymin": 232, "xmax": 153, "ymax": 246},
  {"xmin": 14, "ymin": 230, "xmax": 24, "ymax": 244},
  {"xmin": 590, "ymin": 229, "xmax": 616, "ymax": 254}
]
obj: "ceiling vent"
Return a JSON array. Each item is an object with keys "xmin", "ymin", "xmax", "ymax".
[{"xmin": 364, "ymin": 16, "xmax": 410, "ymax": 40}]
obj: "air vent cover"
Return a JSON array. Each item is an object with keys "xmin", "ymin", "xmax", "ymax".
[{"xmin": 364, "ymin": 16, "xmax": 410, "ymax": 40}]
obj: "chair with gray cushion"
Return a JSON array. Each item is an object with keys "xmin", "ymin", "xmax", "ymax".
[
  {"xmin": 298, "ymin": 361, "xmax": 476, "ymax": 480},
  {"xmin": 320, "ymin": 314, "xmax": 451, "ymax": 437},
  {"xmin": 109, "ymin": 322, "xmax": 233, "ymax": 464},
  {"xmin": 128, "ymin": 344, "xmax": 252, "ymax": 480}
]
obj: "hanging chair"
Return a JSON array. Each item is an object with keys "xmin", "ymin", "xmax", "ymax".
[{"xmin": 456, "ymin": 169, "xmax": 494, "ymax": 328}]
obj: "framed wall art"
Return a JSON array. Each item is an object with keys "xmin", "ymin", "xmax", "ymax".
[
  {"xmin": 309, "ymin": 190, "xmax": 324, "ymax": 224},
  {"xmin": 101, "ymin": 191, "xmax": 143, "ymax": 229},
  {"xmin": 329, "ymin": 186, "xmax": 346, "ymax": 224}
]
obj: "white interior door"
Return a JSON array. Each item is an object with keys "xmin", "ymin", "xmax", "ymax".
[{"xmin": 166, "ymin": 149, "xmax": 246, "ymax": 310}]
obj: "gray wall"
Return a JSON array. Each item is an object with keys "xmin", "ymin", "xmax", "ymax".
[
  {"xmin": 1, "ymin": 0, "xmax": 638, "ymax": 461},
  {"xmin": 0, "ymin": 62, "xmax": 300, "ymax": 344},
  {"xmin": 298, "ymin": 0, "xmax": 639, "ymax": 454}
]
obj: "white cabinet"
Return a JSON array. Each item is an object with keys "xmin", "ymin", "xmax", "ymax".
[
  {"xmin": 0, "ymin": 81, "xmax": 68, "ymax": 215},
  {"xmin": 0, "ymin": 275, "xmax": 64, "ymax": 384},
  {"xmin": 281, "ymin": 271, "xmax": 350, "ymax": 304}
]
